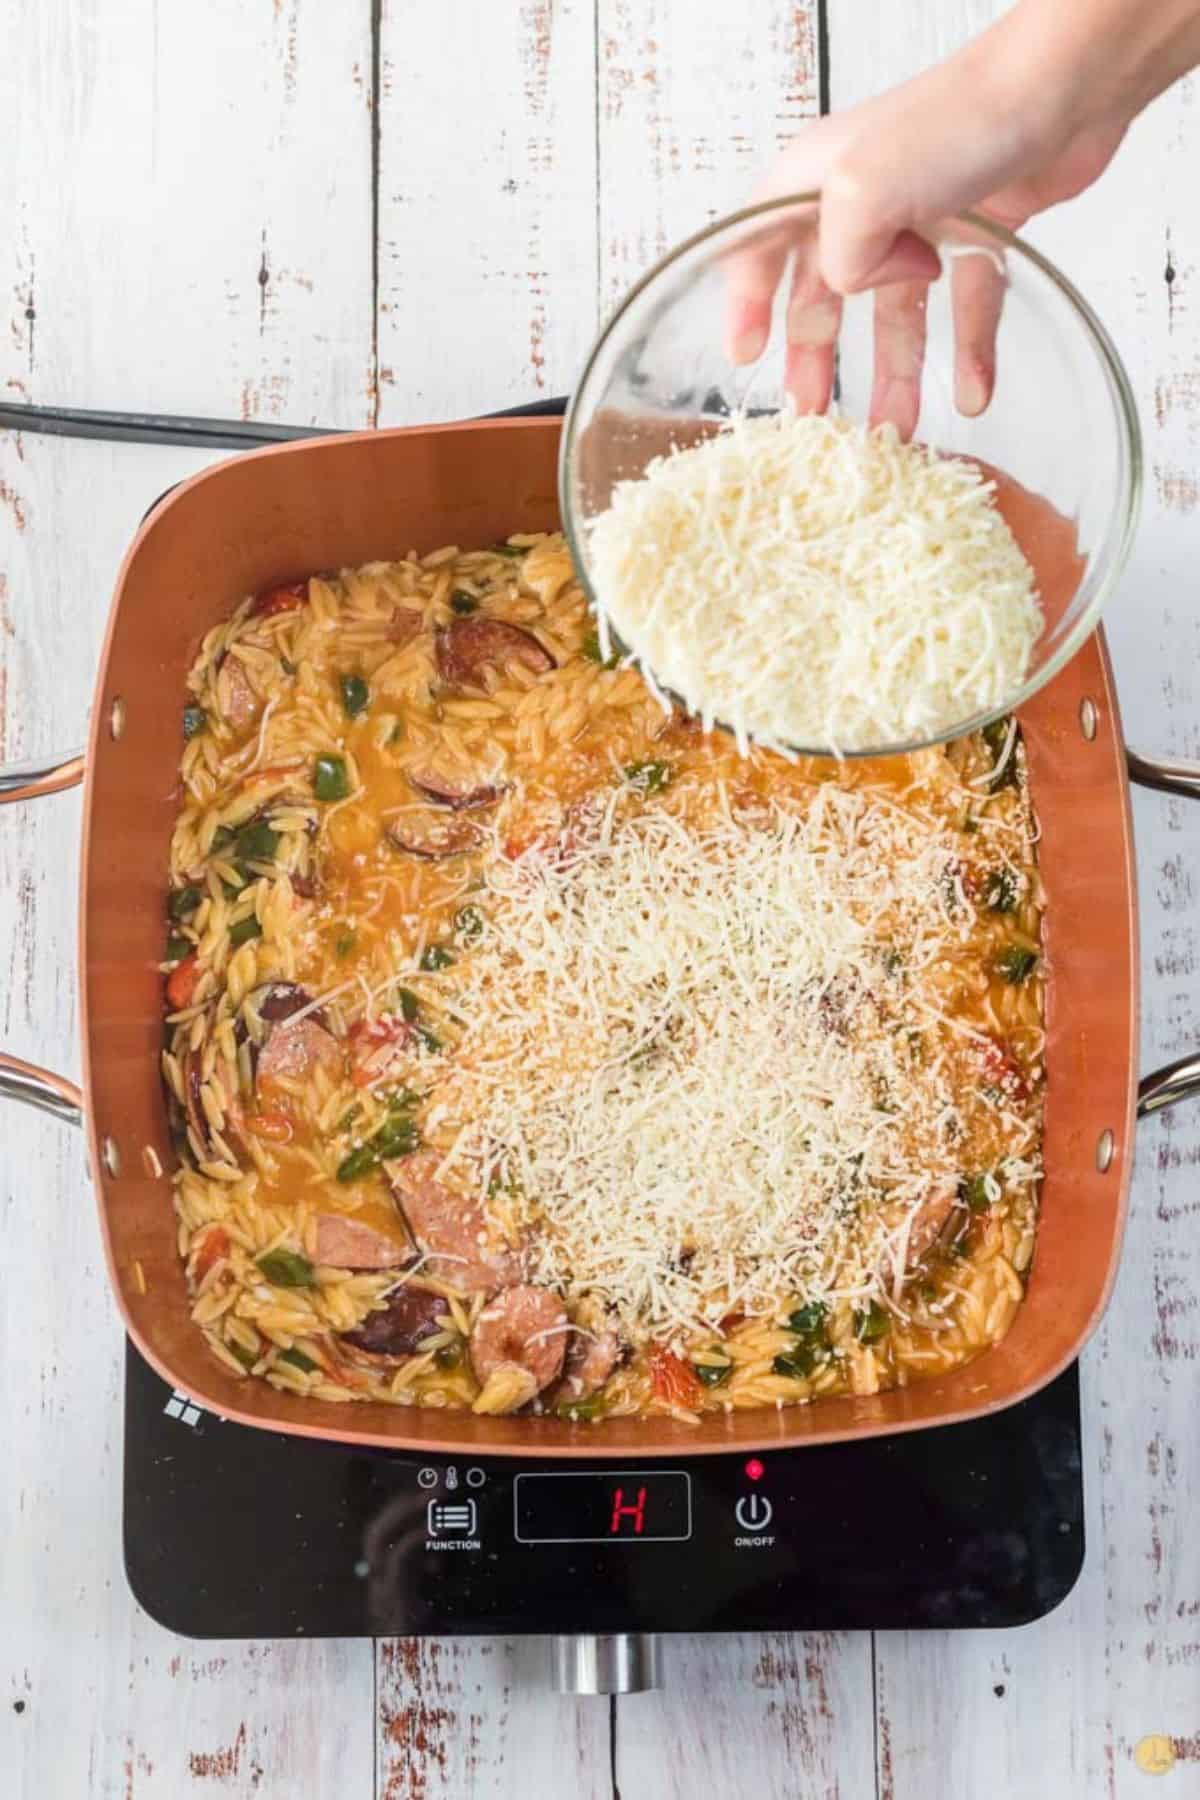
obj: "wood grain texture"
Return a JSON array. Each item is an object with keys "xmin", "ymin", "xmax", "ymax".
[
  {"xmin": 828, "ymin": 6, "xmax": 1200, "ymax": 1795},
  {"xmin": 0, "ymin": 0, "xmax": 374, "ymax": 426},
  {"xmin": 615, "ymin": 1633, "xmax": 876, "ymax": 1800},
  {"xmin": 596, "ymin": 0, "xmax": 819, "ymax": 310},
  {"xmin": 375, "ymin": 1639, "xmax": 612, "ymax": 1800},
  {"xmin": 375, "ymin": 0, "xmax": 598, "ymax": 424}
]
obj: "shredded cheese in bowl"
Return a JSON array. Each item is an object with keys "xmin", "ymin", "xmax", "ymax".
[{"xmin": 586, "ymin": 412, "xmax": 1042, "ymax": 755}]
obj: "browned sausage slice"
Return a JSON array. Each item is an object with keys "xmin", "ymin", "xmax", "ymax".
[
  {"xmin": 216, "ymin": 654, "xmax": 261, "ymax": 731},
  {"xmin": 341, "ymin": 1285, "xmax": 449, "ymax": 1357},
  {"xmin": 407, "ymin": 769, "xmax": 506, "ymax": 812},
  {"xmin": 257, "ymin": 1013, "xmax": 342, "ymax": 1087},
  {"xmin": 384, "ymin": 812, "xmax": 483, "ymax": 860},
  {"xmin": 312, "ymin": 1212, "xmax": 413, "ymax": 1270},
  {"xmin": 469, "ymin": 1284, "xmax": 568, "ymax": 1392},
  {"xmin": 386, "ymin": 1152, "xmax": 523, "ymax": 1295},
  {"xmin": 388, "ymin": 605, "xmax": 424, "ymax": 647},
  {"xmin": 904, "ymin": 1183, "xmax": 962, "ymax": 1275},
  {"xmin": 435, "ymin": 617, "xmax": 555, "ymax": 688},
  {"xmin": 558, "ymin": 1326, "xmax": 621, "ymax": 1403}
]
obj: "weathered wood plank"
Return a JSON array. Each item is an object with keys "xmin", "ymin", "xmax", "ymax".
[
  {"xmin": 616, "ymin": 1633, "xmax": 876, "ymax": 1800},
  {"xmin": 375, "ymin": 1638, "xmax": 612, "ymax": 1800},
  {"xmin": 827, "ymin": 6, "xmax": 1200, "ymax": 1795},
  {"xmin": 596, "ymin": 0, "xmax": 820, "ymax": 311},
  {"xmin": 0, "ymin": 0, "xmax": 374, "ymax": 427},
  {"xmin": 375, "ymin": 0, "xmax": 598, "ymax": 424}
]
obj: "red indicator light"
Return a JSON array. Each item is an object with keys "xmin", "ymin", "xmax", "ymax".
[{"xmin": 744, "ymin": 1458, "xmax": 765, "ymax": 1481}]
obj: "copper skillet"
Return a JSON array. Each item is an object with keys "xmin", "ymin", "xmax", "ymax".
[{"xmin": 2, "ymin": 405, "xmax": 1199, "ymax": 1460}]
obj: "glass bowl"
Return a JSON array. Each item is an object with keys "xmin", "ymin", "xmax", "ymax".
[{"xmin": 559, "ymin": 194, "xmax": 1142, "ymax": 758}]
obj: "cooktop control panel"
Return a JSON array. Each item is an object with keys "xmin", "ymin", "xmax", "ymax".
[{"xmin": 124, "ymin": 1345, "xmax": 1084, "ymax": 1638}]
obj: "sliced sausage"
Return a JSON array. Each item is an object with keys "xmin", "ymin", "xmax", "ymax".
[
  {"xmin": 216, "ymin": 654, "xmax": 260, "ymax": 732},
  {"xmin": 387, "ymin": 604, "xmax": 423, "ymax": 647},
  {"xmin": 435, "ymin": 617, "xmax": 555, "ymax": 688},
  {"xmin": 386, "ymin": 1152, "xmax": 523, "ymax": 1295},
  {"xmin": 341, "ymin": 1285, "xmax": 449, "ymax": 1357},
  {"xmin": 556, "ymin": 1326, "xmax": 621, "ymax": 1403},
  {"xmin": 257, "ymin": 1010, "xmax": 342, "ymax": 1087},
  {"xmin": 182, "ymin": 1048, "xmax": 212, "ymax": 1154},
  {"xmin": 407, "ymin": 769, "xmax": 506, "ymax": 812},
  {"xmin": 904, "ymin": 1184, "xmax": 962, "ymax": 1276},
  {"xmin": 252, "ymin": 981, "xmax": 325, "ymax": 1028},
  {"xmin": 313, "ymin": 1212, "xmax": 413, "ymax": 1271},
  {"xmin": 469, "ymin": 1284, "xmax": 568, "ymax": 1393},
  {"xmin": 384, "ymin": 812, "xmax": 483, "ymax": 860},
  {"xmin": 181, "ymin": 1047, "xmax": 241, "ymax": 1159}
]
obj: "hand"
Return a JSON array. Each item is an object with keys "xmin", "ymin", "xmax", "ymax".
[{"xmin": 726, "ymin": 0, "xmax": 1200, "ymax": 434}]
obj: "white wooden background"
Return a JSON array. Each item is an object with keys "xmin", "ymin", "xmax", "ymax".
[{"xmin": 1, "ymin": 3, "xmax": 1197, "ymax": 1795}]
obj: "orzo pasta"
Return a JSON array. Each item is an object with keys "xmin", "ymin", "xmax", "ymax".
[{"xmin": 163, "ymin": 531, "xmax": 1044, "ymax": 1423}]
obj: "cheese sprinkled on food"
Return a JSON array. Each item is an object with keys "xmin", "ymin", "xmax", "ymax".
[
  {"xmin": 587, "ymin": 413, "xmax": 1042, "ymax": 754},
  {"xmin": 424, "ymin": 769, "xmax": 1041, "ymax": 1349}
]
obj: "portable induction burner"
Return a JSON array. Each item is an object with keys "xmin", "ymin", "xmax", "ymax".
[{"xmin": 124, "ymin": 1339, "xmax": 1084, "ymax": 1688}]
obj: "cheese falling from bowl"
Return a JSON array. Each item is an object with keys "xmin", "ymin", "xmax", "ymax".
[{"xmin": 586, "ymin": 412, "xmax": 1042, "ymax": 755}]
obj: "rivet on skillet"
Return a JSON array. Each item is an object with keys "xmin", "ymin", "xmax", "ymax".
[
  {"xmin": 1095, "ymin": 1128, "xmax": 1115, "ymax": 1172},
  {"xmin": 1079, "ymin": 697, "xmax": 1098, "ymax": 741},
  {"xmin": 109, "ymin": 696, "xmax": 126, "ymax": 741},
  {"xmin": 101, "ymin": 1135, "xmax": 121, "ymax": 1177}
]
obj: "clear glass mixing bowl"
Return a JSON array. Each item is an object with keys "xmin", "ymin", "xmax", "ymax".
[{"xmin": 560, "ymin": 195, "xmax": 1142, "ymax": 758}]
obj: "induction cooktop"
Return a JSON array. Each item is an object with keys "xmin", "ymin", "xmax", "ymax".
[{"xmin": 124, "ymin": 1339, "xmax": 1083, "ymax": 1644}]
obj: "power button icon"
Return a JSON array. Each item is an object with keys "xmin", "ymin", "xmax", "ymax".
[{"xmin": 734, "ymin": 1493, "xmax": 773, "ymax": 1531}]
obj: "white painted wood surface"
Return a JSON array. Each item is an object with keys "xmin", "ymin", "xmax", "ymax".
[{"xmin": 2, "ymin": 3, "xmax": 1198, "ymax": 1796}]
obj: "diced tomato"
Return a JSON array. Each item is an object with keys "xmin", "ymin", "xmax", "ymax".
[
  {"xmin": 247, "ymin": 1108, "xmax": 293, "ymax": 1144},
  {"xmin": 166, "ymin": 954, "xmax": 200, "ymax": 1010},
  {"xmin": 978, "ymin": 1035, "xmax": 1031, "ymax": 1103},
  {"xmin": 649, "ymin": 1347, "xmax": 702, "ymax": 1410},
  {"xmin": 718, "ymin": 1310, "xmax": 745, "ymax": 1336},
  {"xmin": 348, "ymin": 1015, "xmax": 410, "ymax": 1088},
  {"xmin": 946, "ymin": 857, "xmax": 981, "ymax": 902},
  {"xmin": 193, "ymin": 1226, "xmax": 229, "ymax": 1282},
  {"xmin": 254, "ymin": 580, "xmax": 307, "ymax": 617}
]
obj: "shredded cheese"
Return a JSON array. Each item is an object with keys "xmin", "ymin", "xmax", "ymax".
[
  {"xmin": 587, "ymin": 413, "xmax": 1041, "ymax": 754},
  {"xmin": 421, "ymin": 775, "xmax": 1041, "ymax": 1350}
]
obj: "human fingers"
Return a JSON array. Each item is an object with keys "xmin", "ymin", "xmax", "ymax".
[
  {"xmin": 782, "ymin": 235, "xmax": 842, "ymax": 414},
  {"xmin": 949, "ymin": 247, "xmax": 1006, "ymax": 416},
  {"xmin": 724, "ymin": 113, "xmax": 859, "ymax": 366},
  {"xmin": 869, "ymin": 279, "xmax": 929, "ymax": 442}
]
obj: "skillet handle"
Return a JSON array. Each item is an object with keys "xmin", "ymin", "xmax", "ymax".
[
  {"xmin": 1126, "ymin": 747, "xmax": 1200, "ymax": 801},
  {"xmin": 0, "ymin": 748, "xmax": 86, "ymax": 804},
  {"xmin": 0, "ymin": 1053, "xmax": 83, "ymax": 1126},
  {"xmin": 1, "ymin": 756, "xmax": 87, "ymax": 1119},
  {"xmin": 1138, "ymin": 1055, "xmax": 1200, "ymax": 1119},
  {"xmin": 1128, "ymin": 746, "xmax": 1200, "ymax": 1115}
]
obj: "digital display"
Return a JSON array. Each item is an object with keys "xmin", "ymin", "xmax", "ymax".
[{"xmin": 513, "ymin": 1471, "xmax": 692, "ymax": 1543}]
